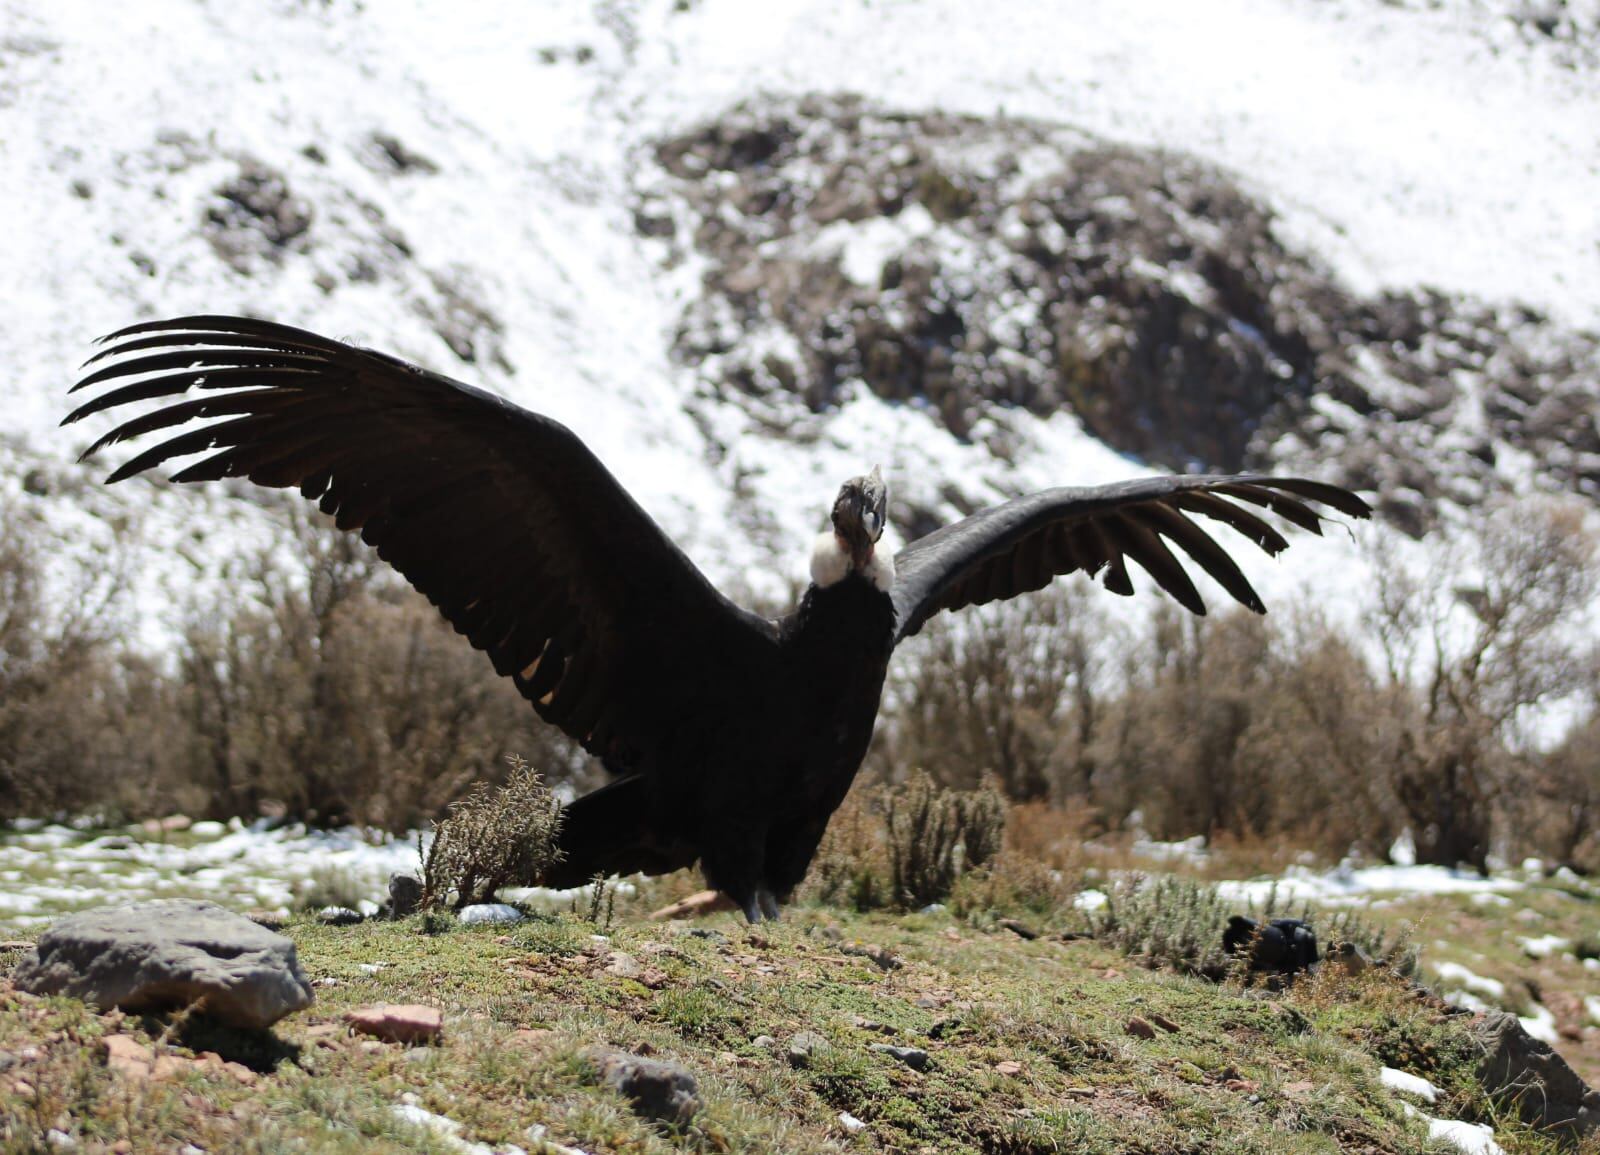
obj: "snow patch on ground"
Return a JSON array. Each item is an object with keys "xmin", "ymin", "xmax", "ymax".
[
  {"xmin": 1518, "ymin": 934, "xmax": 1571, "ymax": 959},
  {"xmin": 1400, "ymin": 1103, "xmax": 1507, "ymax": 1155},
  {"xmin": 1215, "ymin": 863, "xmax": 1525, "ymax": 907},
  {"xmin": 1379, "ymin": 1066, "xmax": 1439, "ymax": 1103},
  {"xmin": 1517, "ymin": 1003, "xmax": 1560, "ymax": 1045},
  {"xmin": 1431, "ymin": 961, "xmax": 1506, "ymax": 1001}
]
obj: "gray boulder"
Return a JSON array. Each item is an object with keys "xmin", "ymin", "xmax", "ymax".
[
  {"xmin": 1475, "ymin": 1012, "xmax": 1599, "ymax": 1137},
  {"xmin": 11, "ymin": 900, "xmax": 313, "ymax": 1029}
]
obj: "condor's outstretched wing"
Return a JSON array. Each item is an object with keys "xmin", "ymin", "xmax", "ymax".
[
  {"xmin": 64, "ymin": 315, "xmax": 778, "ymax": 764},
  {"xmin": 890, "ymin": 475, "xmax": 1370, "ymax": 642}
]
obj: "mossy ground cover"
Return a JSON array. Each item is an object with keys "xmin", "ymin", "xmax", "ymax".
[{"xmin": 3, "ymin": 905, "xmax": 1592, "ymax": 1155}]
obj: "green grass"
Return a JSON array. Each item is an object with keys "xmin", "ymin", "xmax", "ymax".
[{"xmin": 4, "ymin": 907, "xmax": 1592, "ymax": 1154}]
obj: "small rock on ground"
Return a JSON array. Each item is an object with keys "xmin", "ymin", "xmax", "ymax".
[
  {"xmin": 584, "ymin": 1046, "xmax": 701, "ymax": 1124},
  {"xmin": 1475, "ymin": 1011, "xmax": 1599, "ymax": 1136},
  {"xmin": 101, "ymin": 1036, "xmax": 154, "ymax": 1080},
  {"xmin": 870, "ymin": 1043, "xmax": 931, "ymax": 1071},
  {"xmin": 386, "ymin": 873, "xmax": 423, "ymax": 919},
  {"xmin": 787, "ymin": 1031, "xmax": 831, "ymax": 1067},
  {"xmin": 345, "ymin": 1004, "xmax": 443, "ymax": 1045},
  {"xmin": 457, "ymin": 903, "xmax": 523, "ymax": 926},
  {"xmin": 1125, "ymin": 1016, "xmax": 1157, "ymax": 1040}
]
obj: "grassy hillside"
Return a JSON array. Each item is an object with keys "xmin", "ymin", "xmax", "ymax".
[{"xmin": 2, "ymin": 906, "xmax": 1591, "ymax": 1154}]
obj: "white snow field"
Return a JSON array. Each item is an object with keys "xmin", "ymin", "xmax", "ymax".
[{"xmin": 3, "ymin": 0, "xmax": 1598, "ymax": 640}]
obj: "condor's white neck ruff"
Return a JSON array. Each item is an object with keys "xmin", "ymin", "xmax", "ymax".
[{"xmin": 810, "ymin": 532, "xmax": 895, "ymax": 593}]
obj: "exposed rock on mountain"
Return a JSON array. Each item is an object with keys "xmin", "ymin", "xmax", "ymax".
[{"xmin": 649, "ymin": 95, "xmax": 1600, "ymax": 533}]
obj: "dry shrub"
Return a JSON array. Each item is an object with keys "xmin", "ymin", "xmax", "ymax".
[
  {"xmin": 0, "ymin": 502, "xmax": 169, "ymax": 821},
  {"xmin": 1089, "ymin": 605, "xmax": 1401, "ymax": 861},
  {"xmin": 805, "ymin": 783, "xmax": 891, "ymax": 911},
  {"xmin": 885, "ymin": 772, "xmax": 1007, "ymax": 909},
  {"xmin": 1369, "ymin": 499, "xmax": 1600, "ymax": 871},
  {"xmin": 170, "ymin": 509, "xmax": 589, "ymax": 828},
  {"xmin": 876, "ymin": 583, "xmax": 1117, "ymax": 800},
  {"xmin": 1004, "ymin": 798, "xmax": 1102, "ymax": 875},
  {"xmin": 948, "ymin": 850, "xmax": 1080, "ymax": 923},
  {"xmin": 804, "ymin": 774, "xmax": 1009, "ymax": 912},
  {"xmin": 420, "ymin": 755, "xmax": 563, "ymax": 909}
]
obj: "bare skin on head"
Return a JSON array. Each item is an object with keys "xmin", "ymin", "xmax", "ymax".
[{"xmin": 811, "ymin": 465, "xmax": 895, "ymax": 592}]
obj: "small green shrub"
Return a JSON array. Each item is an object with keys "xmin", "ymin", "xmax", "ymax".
[
  {"xmin": 421, "ymin": 755, "xmax": 563, "ymax": 909},
  {"xmin": 883, "ymin": 773, "xmax": 1009, "ymax": 910}
]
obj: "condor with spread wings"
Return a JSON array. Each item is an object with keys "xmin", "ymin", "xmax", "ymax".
[{"xmin": 66, "ymin": 316, "xmax": 1370, "ymax": 921}]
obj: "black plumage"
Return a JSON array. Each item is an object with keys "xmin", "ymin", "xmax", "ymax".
[
  {"xmin": 1222, "ymin": 916, "xmax": 1321, "ymax": 973},
  {"xmin": 65, "ymin": 315, "xmax": 1372, "ymax": 921}
]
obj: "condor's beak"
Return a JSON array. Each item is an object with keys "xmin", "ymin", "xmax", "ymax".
[{"xmin": 862, "ymin": 465, "xmax": 888, "ymax": 542}]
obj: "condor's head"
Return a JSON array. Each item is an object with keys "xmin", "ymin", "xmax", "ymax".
[{"xmin": 810, "ymin": 466, "xmax": 894, "ymax": 592}]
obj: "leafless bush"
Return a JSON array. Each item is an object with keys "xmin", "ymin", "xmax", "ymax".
[
  {"xmin": 171, "ymin": 509, "xmax": 588, "ymax": 828},
  {"xmin": 874, "ymin": 583, "xmax": 1119, "ymax": 800},
  {"xmin": 1367, "ymin": 499, "xmax": 1599, "ymax": 870},
  {"xmin": 1089, "ymin": 604, "xmax": 1401, "ymax": 860},
  {"xmin": 804, "ymin": 774, "xmax": 1009, "ymax": 911},
  {"xmin": 420, "ymin": 755, "xmax": 564, "ymax": 909},
  {"xmin": 0, "ymin": 503, "xmax": 159, "ymax": 821},
  {"xmin": 804, "ymin": 782, "xmax": 892, "ymax": 911}
]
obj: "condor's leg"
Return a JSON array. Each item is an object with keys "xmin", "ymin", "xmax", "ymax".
[{"xmin": 699, "ymin": 823, "xmax": 769, "ymax": 924}]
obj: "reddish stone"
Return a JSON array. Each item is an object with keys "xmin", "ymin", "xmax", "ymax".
[{"xmin": 345, "ymin": 1003, "xmax": 443, "ymax": 1044}]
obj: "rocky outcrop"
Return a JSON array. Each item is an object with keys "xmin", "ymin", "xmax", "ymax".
[
  {"xmin": 1474, "ymin": 1011, "xmax": 1599, "ymax": 1137},
  {"xmin": 11, "ymin": 900, "xmax": 313, "ymax": 1029},
  {"xmin": 646, "ymin": 95, "xmax": 1600, "ymax": 533}
]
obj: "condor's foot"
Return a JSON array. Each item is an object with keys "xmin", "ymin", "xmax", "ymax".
[{"xmin": 735, "ymin": 888, "xmax": 783, "ymax": 924}]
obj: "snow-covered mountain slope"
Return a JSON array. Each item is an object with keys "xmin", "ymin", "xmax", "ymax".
[{"xmin": 3, "ymin": 0, "xmax": 1597, "ymax": 630}]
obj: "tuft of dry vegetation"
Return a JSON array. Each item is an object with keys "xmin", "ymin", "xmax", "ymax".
[
  {"xmin": 420, "ymin": 755, "xmax": 564, "ymax": 909},
  {"xmin": 807, "ymin": 775, "xmax": 1018, "ymax": 913}
]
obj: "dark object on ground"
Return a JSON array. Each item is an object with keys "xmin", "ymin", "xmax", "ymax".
[
  {"xmin": 315, "ymin": 906, "xmax": 364, "ymax": 926},
  {"xmin": 584, "ymin": 1046, "xmax": 702, "ymax": 1124},
  {"xmin": 871, "ymin": 1043, "xmax": 931, "ymax": 1071},
  {"xmin": 11, "ymin": 899, "xmax": 313, "ymax": 1028},
  {"xmin": 1475, "ymin": 1011, "xmax": 1599, "ymax": 1137},
  {"xmin": 1222, "ymin": 916, "xmax": 1319, "ymax": 973},
  {"xmin": 997, "ymin": 918, "xmax": 1039, "ymax": 940},
  {"xmin": 387, "ymin": 873, "xmax": 423, "ymax": 919},
  {"xmin": 67, "ymin": 315, "xmax": 1370, "ymax": 923}
]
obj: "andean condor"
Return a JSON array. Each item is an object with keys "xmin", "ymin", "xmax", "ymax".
[{"xmin": 65, "ymin": 316, "xmax": 1371, "ymax": 922}]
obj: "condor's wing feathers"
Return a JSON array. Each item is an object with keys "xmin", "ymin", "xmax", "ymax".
[
  {"xmin": 890, "ymin": 475, "xmax": 1370, "ymax": 642},
  {"xmin": 65, "ymin": 315, "xmax": 778, "ymax": 765}
]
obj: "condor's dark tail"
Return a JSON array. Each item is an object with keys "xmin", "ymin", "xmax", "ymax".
[{"xmin": 541, "ymin": 775, "xmax": 699, "ymax": 889}]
